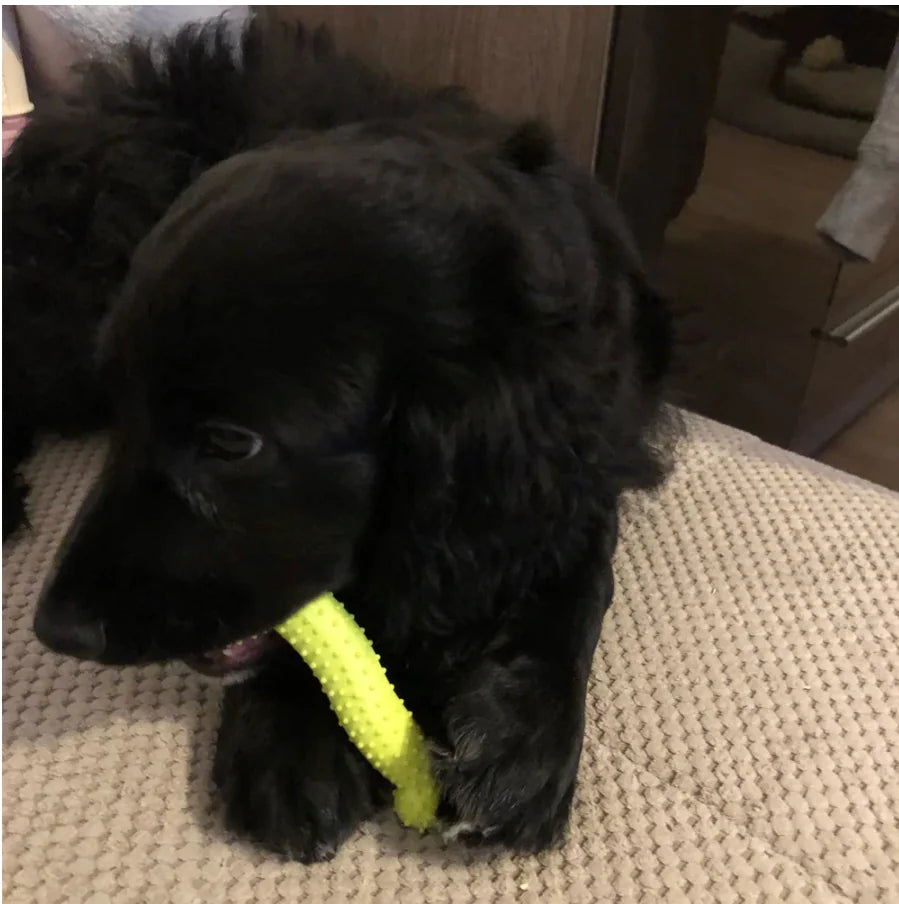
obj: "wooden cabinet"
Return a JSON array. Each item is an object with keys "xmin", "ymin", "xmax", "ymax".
[
  {"xmin": 661, "ymin": 122, "xmax": 899, "ymax": 453},
  {"xmin": 266, "ymin": 7, "xmax": 614, "ymax": 167}
]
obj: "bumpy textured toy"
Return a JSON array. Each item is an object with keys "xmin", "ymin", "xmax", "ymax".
[{"xmin": 275, "ymin": 592, "xmax": 439, "ymax": 830}]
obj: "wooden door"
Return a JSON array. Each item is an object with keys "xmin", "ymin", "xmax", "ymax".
[{"xmin": 266, "ymin": 7, "xmax": 614, "ymax": 167}]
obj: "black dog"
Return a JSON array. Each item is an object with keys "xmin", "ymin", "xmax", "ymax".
[{"xmin": 5, "ymin": 20, "xmax": 673, "ymax": 859}]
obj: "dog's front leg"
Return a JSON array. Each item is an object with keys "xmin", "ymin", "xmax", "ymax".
[
  {"xmin": 213, "ymin": 656, "xmax": 389, "ymax": 861},
  {"xmin": 435, "ymin": 548, "xmax": 615, "ymax": 851}
]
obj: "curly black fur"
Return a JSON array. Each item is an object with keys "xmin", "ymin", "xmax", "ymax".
[{"xmin": 6, "ymin": 19, "xmax": 674, "ymax": 859}]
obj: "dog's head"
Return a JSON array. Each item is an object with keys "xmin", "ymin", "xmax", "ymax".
[{"xmin": 34, "ymin": 122, "xmax": 671, "ymax": 674}]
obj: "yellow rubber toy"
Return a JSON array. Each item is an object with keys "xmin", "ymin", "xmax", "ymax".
[{"xmin": 275, "ymin": 593, "xmax": 439, "ymax": 831}]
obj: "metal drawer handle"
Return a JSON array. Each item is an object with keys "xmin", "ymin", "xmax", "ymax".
[{"xmin": 815, "ymin": 284, "xmax": 899, "ymax": 347}]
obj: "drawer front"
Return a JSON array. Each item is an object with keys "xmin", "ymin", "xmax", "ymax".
[
  {"xmin": 825, "ymin": 224, "xmax": 899, "ymax": 330},
  {"xmin": 793, "ymin": 285, "xmax": 899, "ymax": 453}
]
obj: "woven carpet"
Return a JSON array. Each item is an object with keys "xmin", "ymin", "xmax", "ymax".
[{"xmin": 4, "ymin": 415, "xmax": 899, "ymax": 903}]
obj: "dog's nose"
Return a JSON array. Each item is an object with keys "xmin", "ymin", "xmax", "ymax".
[{"xmin": 34, "ymin": 604, "xmax": 106, "ymax": 660}]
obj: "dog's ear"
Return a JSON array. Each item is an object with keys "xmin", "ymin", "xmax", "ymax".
[
  {"xmin": 360, "ymin": 361, "xmax": 587, "ymax": 638},
  {"xmin": 353, "ymin": 225, "xmax": 606, "ymax": 639},
  {"xmin": 350, "ymin": 164, "xmax": 672, "ymax": 643}
]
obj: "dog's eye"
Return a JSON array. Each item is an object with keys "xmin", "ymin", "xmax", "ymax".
[{"xmin": 194, "ymin": 421, "xmax": 263, "ymax": 463}]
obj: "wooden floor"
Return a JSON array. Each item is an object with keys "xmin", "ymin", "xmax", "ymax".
[{"xmin": 818, "ymin": 387, "xmax": 899, "ymax": 492}]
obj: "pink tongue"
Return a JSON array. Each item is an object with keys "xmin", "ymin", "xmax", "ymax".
[{"xmin": 222, "ymin": 637, "xmax": 266, "ymax": 664}]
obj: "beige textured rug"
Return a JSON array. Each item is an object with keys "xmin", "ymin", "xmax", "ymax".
[{"xmin": 4, "ymin": 415, "xmax": 899, "ymax": 903}]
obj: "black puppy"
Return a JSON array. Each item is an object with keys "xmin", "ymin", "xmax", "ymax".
[{"xmin": 5, "ymin": 21, "xmax": 672, "ymax": 859}]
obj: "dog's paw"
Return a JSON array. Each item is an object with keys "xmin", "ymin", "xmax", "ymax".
[
  {"xmin": 435, "ymin": 657, "xmax": 582, "ymax": 851},
  {"xmin": 436, "ymin": 746, "xmax": 577, "ymax": 851},
  {"xmin": 214, "ymin": 743, "xmax": 352, "ymax": 862},
  {"xmin": 213, "ymin": 670, "xmax": 388, "ymax": 862}
]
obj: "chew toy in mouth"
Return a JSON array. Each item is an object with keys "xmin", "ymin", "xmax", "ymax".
[
  {"xmin": 276, "ymin": 593, "xmax": 440, "ymax": 830},
  {"xmin": 185, "ymin": 594, "xmax": 439, "ymax": 831},
  {"xmin": 185, "ymin": 631, "xmax": 284, "ymax": 676}
]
